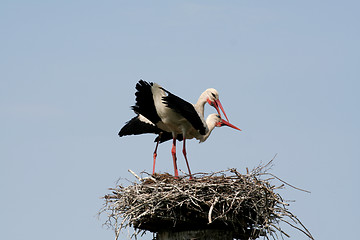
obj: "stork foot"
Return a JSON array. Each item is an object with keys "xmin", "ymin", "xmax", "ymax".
[
  {"xmin": 152, "ymin": 152, "xmax": 157, "ymax": 175},
  {"xmin": 182, "ymin": 139, "xmax": 193, "ymax": 179},
  {"xmin": 172, "ymin": 138, "xmax": 179, "ymax": 178}
]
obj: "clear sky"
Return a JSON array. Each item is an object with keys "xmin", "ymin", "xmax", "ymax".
[{"xmin": 1, "ymin": 1, "xmax": 359, "ymax": 240}]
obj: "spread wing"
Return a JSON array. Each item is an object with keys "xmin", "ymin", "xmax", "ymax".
[
  {"xmin": 131, "ymin": 80, "xmax": 162, "ymax": 124},
  {"xmin": 119, "ymin": 115, "xmax": 161, "ymax": 137}
]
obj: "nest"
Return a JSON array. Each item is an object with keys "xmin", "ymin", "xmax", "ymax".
[{"xmin": 101, "ymin": 160, "xmax": 313, "ymax": 240}]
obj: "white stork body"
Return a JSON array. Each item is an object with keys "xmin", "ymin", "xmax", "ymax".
[
  {"xmin": 119, "ymin": 80, "xmax": 240, "ymax": 178},
  {"xmin": 152, "ymin": 84, "xmax": 186, "ymax": 134}
]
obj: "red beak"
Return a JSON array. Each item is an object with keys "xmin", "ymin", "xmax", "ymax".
[
  {"xmin": 207, "ymin": 99, "xmax": 229, "ymax": 122},
  {"xmin": 218, "ymin": 118, "xmax": 241, "ymax": 131},
  {"xmin": 215, "ymin": 99, "xmax": 229, "ymax": 122}
]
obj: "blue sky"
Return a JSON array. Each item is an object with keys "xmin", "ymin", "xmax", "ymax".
[{"xmin": 1, "ymin": 1, "xmax": 359, "ymax": 239}]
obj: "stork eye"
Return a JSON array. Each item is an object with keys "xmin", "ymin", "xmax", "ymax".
[{"xmin": 211, "ymin": 93, "xmax": 216, "ymax": 98}]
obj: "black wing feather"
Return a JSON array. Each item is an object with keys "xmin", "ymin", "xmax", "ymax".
[
  {"xmin": 160, "ymin": 87, "xmax": 206, "ymax": 135},
  {"xmin": 131, "ymin": 80, "xmax": 161, "ymax": 124},
  {"xmin": 119, "ymin": 116, "xmax": 162, "ymax": 137},
  {"xmin": 154, "ymin": 132, "xmax": 183, "ymax": 143}
]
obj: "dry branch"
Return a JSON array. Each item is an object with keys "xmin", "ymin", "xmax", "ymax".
[{"xmin": 100, "ymin": 162, "xmax": 313, "ymax": 240}]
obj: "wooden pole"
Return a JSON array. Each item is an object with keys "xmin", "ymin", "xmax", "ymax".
[{"xmin": 156, "ymin": 229, "xmax": 233, "ymax": 240}]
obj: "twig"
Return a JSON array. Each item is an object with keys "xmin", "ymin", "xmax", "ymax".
[
  {"xmin": 261, "ymin": 173, "xmax": 311, "ymax": 193},
  {"xmin": 128, "ymin": 169, "xmax": 142, "ymax": 181},
  {"xmin": 208, "ymin": 197, "xmax": 219, "ymax": 224}
]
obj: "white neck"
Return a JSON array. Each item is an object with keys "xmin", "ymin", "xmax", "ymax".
[
  {"xmin": 199, "ymin": 114, "xmax": 217, "ymax": 143},
  {"xmin": 194, "ymin": 91, "xmax": 208, "ymax": 118}
]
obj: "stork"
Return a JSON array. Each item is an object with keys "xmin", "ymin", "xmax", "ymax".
[{"xmin": 119, "ymin": 80, "xmax": 241, "ymax": 178}]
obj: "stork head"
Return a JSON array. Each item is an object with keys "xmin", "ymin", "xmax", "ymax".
[
  {"xmin": 207, "ymin": 114, "xmax": 241, "ymax": 131},
  {"xmin": 201, "ymin": 114, "xmax": 241, "ymax": 142},
  {"xmin": 214, "ymin": 114, "xmax": 241, "ymax": 131},
  {"xmin": 204, "ymin": 88, "xmax": 229, "ymax": 121}
]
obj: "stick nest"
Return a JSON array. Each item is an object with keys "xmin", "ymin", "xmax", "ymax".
[{"xmin": 101, "ymin": 161, "xmax": 313, "ymax": 240}]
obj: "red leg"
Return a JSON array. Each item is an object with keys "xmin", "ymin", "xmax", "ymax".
[
  {"xmin": 182, "ymin": 138, "xmax": 192, "ymax": 179},
  {"xmin": 171, "ymin": 137, "xmax": 179, "ymax": 178},
  {"xmin": 152, "ymin": 133, "xmax": 161, "ymax": 175}
]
